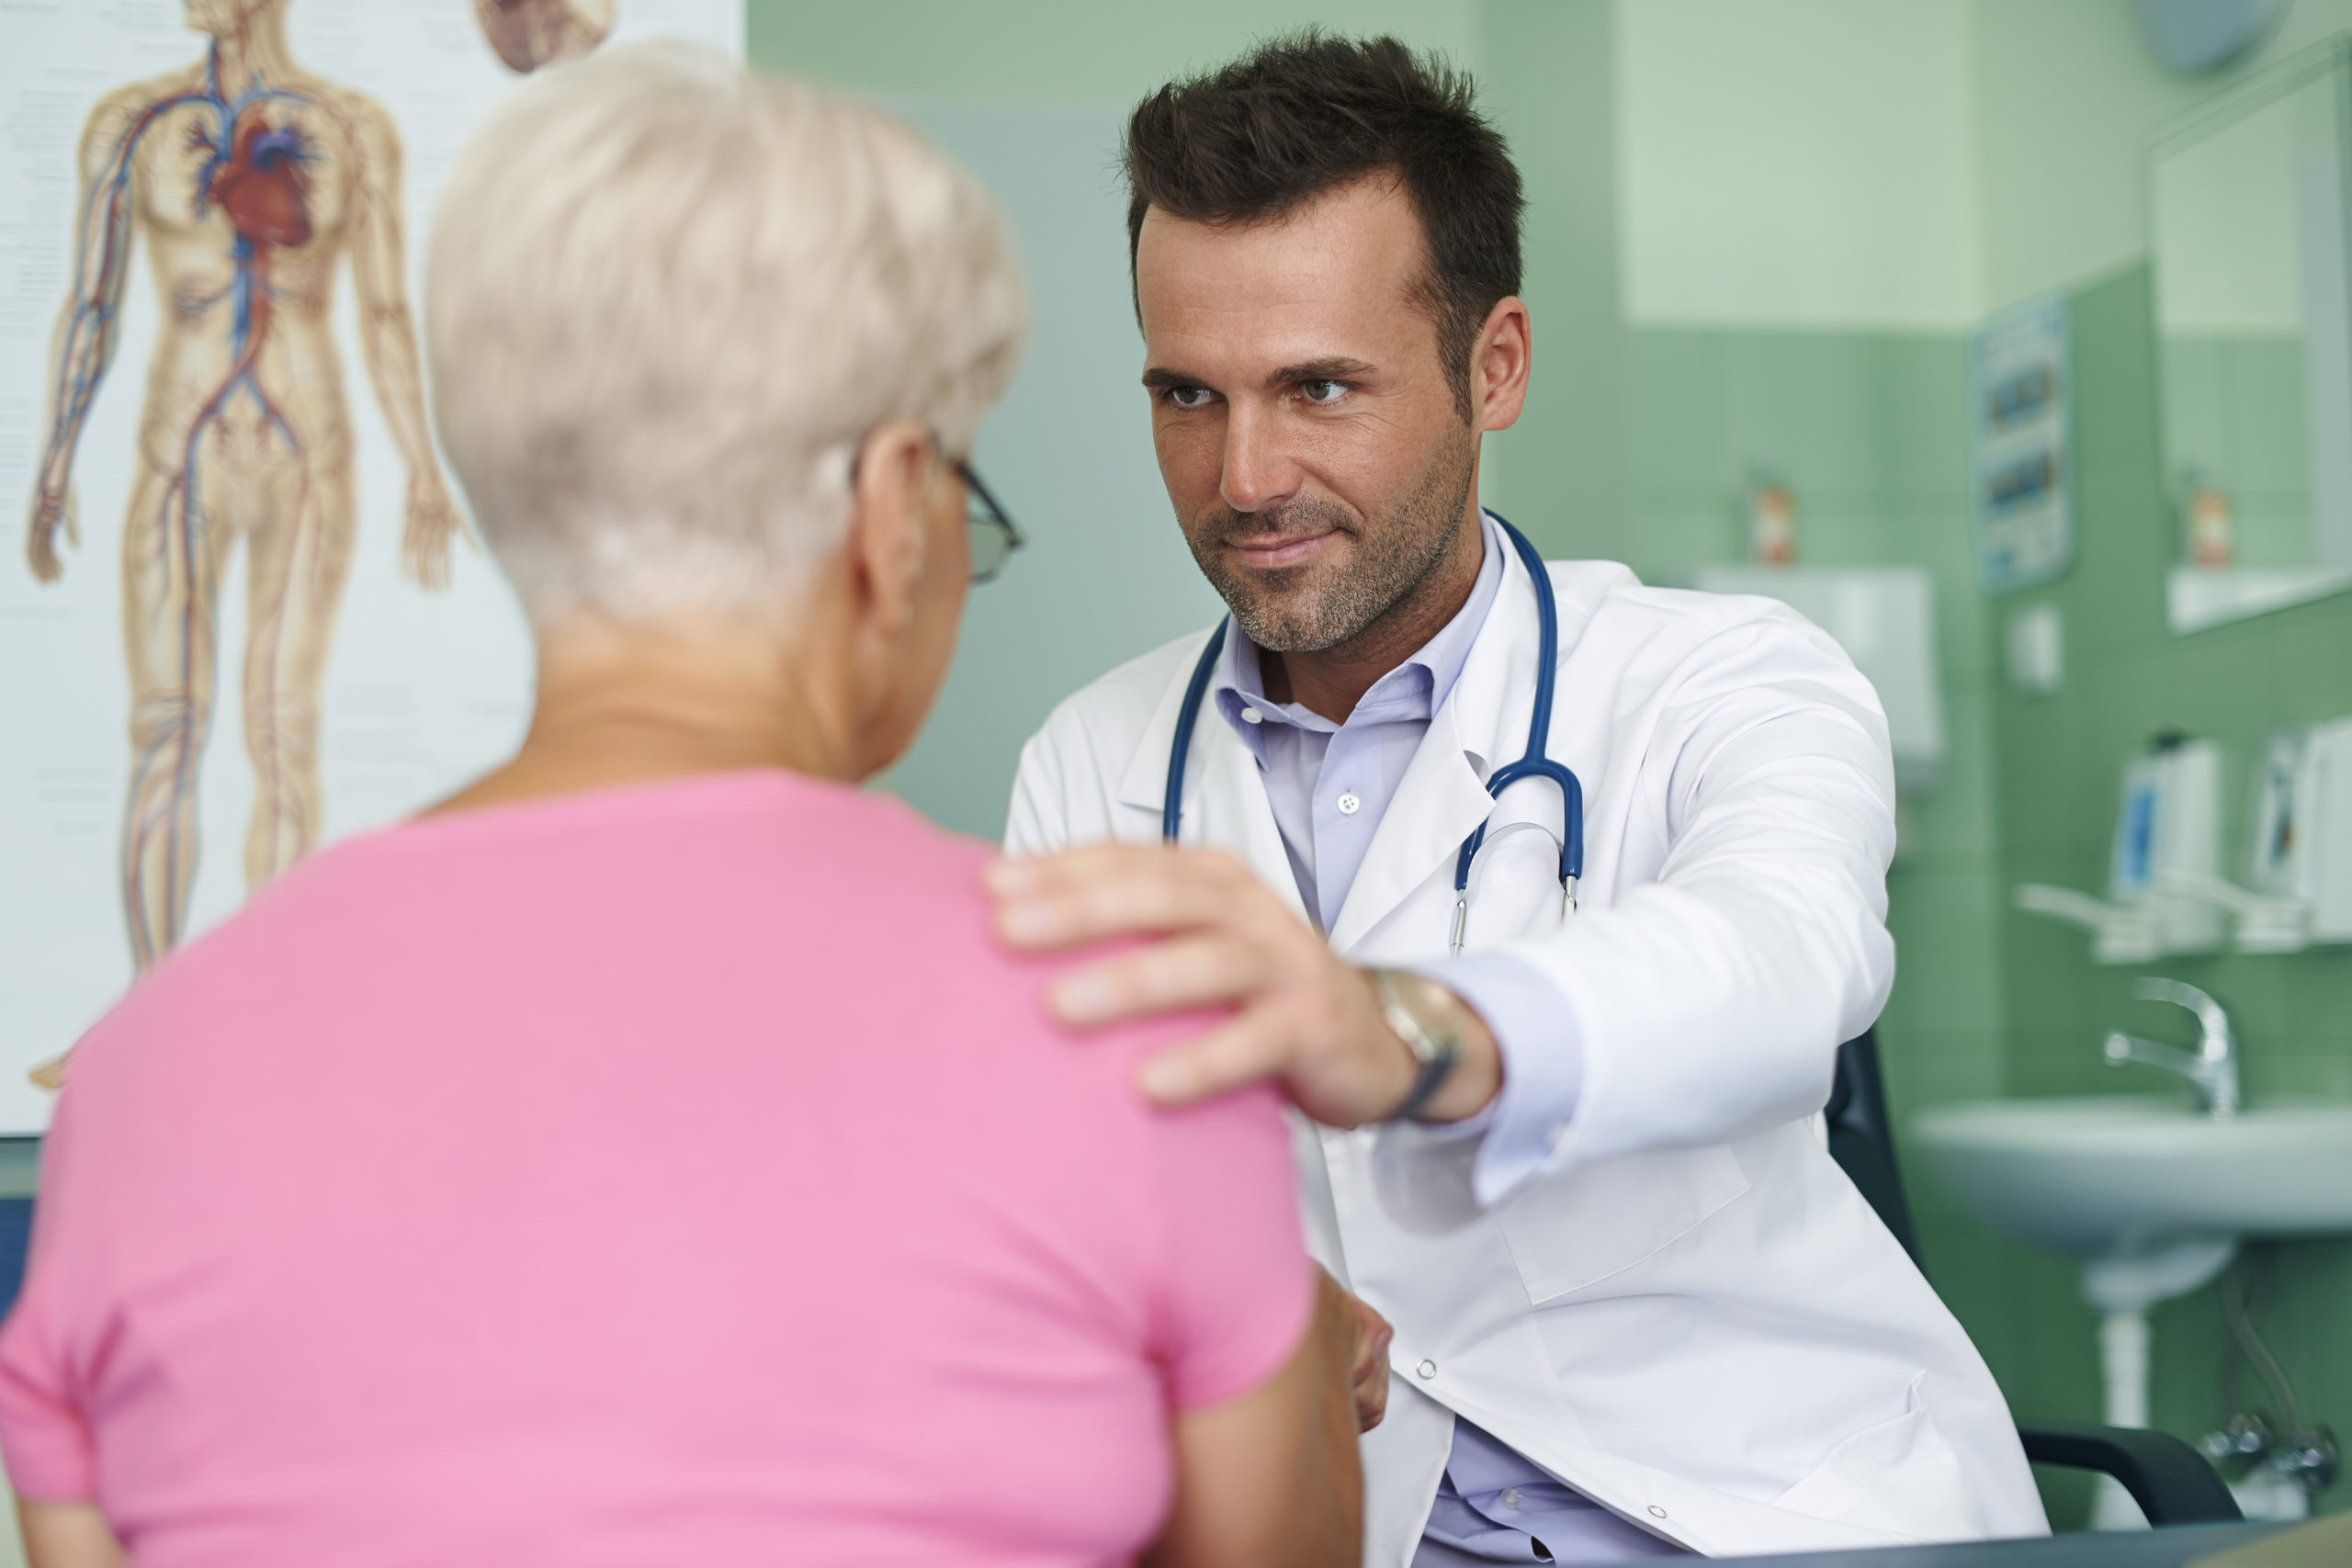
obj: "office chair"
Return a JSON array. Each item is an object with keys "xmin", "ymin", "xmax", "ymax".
[{"xmin": 1826, "ymin": 1031, "xmax": 2243, "ymax": 1528}]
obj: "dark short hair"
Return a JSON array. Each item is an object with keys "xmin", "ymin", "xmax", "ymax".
[{"xmin": 1122, "ymin": 32, "xmax": 1524, "ymax": 421}]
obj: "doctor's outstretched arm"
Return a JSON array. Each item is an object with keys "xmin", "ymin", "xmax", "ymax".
[{"xmin": 992, "ymin": 617, "xmax": 1896, "ymax": 1207}]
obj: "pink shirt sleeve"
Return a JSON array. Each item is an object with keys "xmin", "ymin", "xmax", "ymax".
[
  {"xmin": 1144, "ymin": 1086, "xmax": 1317, "ymax": 1413},
  {"xmin": 0, "ymin": 1094, "xmax": 99, "ymax": 1502}
]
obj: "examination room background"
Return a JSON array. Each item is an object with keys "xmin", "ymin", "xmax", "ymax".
[
  {"xmin": 751, "ymin": 0, "xmax": 2352, "ymax": 1531},
  {"xmin": 0, "ymin": 0, "xmax": 2345, "ymax": 1550}
]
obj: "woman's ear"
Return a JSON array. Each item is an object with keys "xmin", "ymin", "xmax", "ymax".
[{"xmin": 843, "ymin": 422, "xmax": 934, "ymax": 635}]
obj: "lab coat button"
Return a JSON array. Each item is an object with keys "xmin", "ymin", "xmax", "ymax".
[
  {"xmin": 1240, "ymin": 706, "xmax": 1262, "ymax": 725},
  {"xmin": 1337, "ymin": 792, "xmax": 1362, "ymax": 816},
  {"xmin": 1647, "ymin": 1506, "xmax": 1668, "ymax": 1519},
  {"xmin": 1414, "ymin": 1359, "xmax": 1437, "ymax": 1380}
]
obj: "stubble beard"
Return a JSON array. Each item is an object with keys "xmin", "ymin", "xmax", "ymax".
[{"xmin": 1184, "ymin": 425, "xmax": 1479, "ymax": 655}]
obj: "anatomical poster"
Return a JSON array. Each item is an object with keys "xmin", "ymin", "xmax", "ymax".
[{"xmin": 1, "ymin": 0, "xmax": 742, "ymax": 1133}]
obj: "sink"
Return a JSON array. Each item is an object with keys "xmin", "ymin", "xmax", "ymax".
[
  {"xmin": 1912, "ymin": 1096, "xmax": 2352, "ymax": 1257},
  {"xmin": 1913, "ymin": 1095, "xmax": 2352, "ymax": 1529}
]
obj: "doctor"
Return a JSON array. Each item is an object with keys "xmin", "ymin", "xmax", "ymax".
[{"xmin": 988, "ymin": 33, "xmax": 2046, "ymax": 1568}]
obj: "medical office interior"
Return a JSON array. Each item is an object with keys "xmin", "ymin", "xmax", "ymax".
[
  {"xmin": 786, "ymin": 0, "xmax": 2352, "ymax": 1540},
  {"xmin": 4, "ymin": 0, "xmax": 2352, "ymax": 1558}
]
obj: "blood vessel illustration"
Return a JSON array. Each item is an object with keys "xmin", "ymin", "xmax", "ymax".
[
  {"xmin": 25, "ymin": 0, "xmax": 460, "ymax": 1055},
  {"xmin": 474, "ymin": 0, "xmax": 616, "ymax": 73}
]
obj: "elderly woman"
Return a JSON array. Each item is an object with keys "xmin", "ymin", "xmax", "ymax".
[{"xmin": 0, "ymin": 45, "xmax": 1359, "ymax": 1568}]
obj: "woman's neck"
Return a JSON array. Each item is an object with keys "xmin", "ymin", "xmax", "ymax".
[{"xmin": 428, "ymin": 619, "xmax": 859, "ymax": 817}]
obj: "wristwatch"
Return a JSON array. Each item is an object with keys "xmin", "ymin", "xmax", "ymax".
[{"xmin": 1371, "ymin": 969, "xmax": 1465, "ymax": 1122}]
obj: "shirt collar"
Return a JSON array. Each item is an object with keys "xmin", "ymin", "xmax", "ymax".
[{"xmin": 1211, "ymin": 510, "xmax": 1508, "ymax": 753}]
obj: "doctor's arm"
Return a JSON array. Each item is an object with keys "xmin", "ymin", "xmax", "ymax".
[
  {"xmin": 990, "ymin": 623, "xmax": 1894, "ymax": 1202},
  {"xmin": 1479, "ymin": 660, "xmax": 1896, "ymax": 1179}
]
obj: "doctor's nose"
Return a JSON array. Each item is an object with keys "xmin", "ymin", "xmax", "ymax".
[{"xmin": 1218, "ymin": 405, "xmax": 1306, "ymax": 515}]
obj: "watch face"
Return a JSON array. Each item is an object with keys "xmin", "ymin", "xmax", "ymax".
[
  {"xmin": 1379, "ymin": 970, "xmax": 1462, "ymax": 1060},
  {"xmin": 1409, "ymin": 971, "xmax": 1463, "ymax": 1027}
]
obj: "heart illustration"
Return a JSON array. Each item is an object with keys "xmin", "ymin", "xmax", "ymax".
[{"xmin": 210, "ymin": 117, "xmax": 311, "ymax": 250}]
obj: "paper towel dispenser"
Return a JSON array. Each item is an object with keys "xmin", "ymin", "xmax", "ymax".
[
  {"xmin": 1688, "ymin": 566, "xmax": 1947, "ymax": 792},
  {"xmin": 2250, "ymin": 716, "xmax": 2352, "ymax": 942}
]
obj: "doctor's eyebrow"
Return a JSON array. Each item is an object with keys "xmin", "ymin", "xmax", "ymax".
[
  {"xmin": 1140, "ymin": 358, "xmax": 1377, "ymax": 393},
  {"xmin": 1268, "ymin": 357, "xmax": 1374, "ymax": 387}
]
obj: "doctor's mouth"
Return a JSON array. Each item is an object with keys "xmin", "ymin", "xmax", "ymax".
[
  {"xmin": 1195, "ymin": 497, "xmax": 1363, "ymax": 577},
  {"xmin": 1232, "ymin": 527, "xmax": 1343, "ymax": 570}
]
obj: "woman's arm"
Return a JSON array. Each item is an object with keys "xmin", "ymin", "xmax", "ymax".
[
  {"xmin": 17, "ymin": 1499, "xmax": 122, "ymax": 1568},
  {"xmin": 1145, "ymin": 1270, "xmax": 1363, "ymax": 1568}
]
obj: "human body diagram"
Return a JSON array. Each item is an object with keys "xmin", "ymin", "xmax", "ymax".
[
  {"xmin": 25, "ymin": 0, "xmax": 459, "ymax": 1014},
  {"xmin": 474, "ymin": 0, "xmax": 616, "ymax": 73}
]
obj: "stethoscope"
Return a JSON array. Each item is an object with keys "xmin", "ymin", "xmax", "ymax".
[{"xmin": 1161, "ymin": 514, "xmax": 1583, "ymax": 955}]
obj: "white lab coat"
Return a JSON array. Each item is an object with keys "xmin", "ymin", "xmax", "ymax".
[{"xmin": 1005, "ymin": 540, "xmax": 2049, "ymax": 1564}]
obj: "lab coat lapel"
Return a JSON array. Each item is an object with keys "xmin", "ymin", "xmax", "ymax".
[
  {"xmin": 1324, "ymin": 702, "xmax": 1494, "ymax": 955},
  {"xmin": 1326, "ymin": 538, "xmax": 1544, "ymax": 955},
  {"xmin": 1193, "ymin": 718, "xmax": 1309, "ymax": 923}
]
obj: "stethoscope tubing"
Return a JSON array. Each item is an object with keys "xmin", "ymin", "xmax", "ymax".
[{"xmin": 1161, "ymin": 515, "xmax": 1584, "ymax": 950}]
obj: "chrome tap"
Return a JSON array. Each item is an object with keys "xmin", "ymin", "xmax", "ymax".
[{"xmin": 2103, "ymin": 978, "xmax": 2241, "ymax": 1119}]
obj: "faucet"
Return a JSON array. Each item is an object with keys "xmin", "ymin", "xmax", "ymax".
[{"xmin": 2103, "ymin": 978, "xmax": 2240, "ymax": 1119}]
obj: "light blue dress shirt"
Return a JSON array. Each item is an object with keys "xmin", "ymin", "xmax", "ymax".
[{"xmin": 1208, "ymin": 513, "xmax": 1687, "ymax": 1564}]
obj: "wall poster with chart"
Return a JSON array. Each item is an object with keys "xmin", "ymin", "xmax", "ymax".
[
  {"xmin": 0, "ymin": 0, "xmax": 743, "ymax": 1134},
  {"xmin": 1971, "ymin": 292, "xmax": 2075, "ymax": 596}
]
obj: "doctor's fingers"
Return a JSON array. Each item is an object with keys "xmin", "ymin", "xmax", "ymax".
[
  {"xmin": 1128, "ymin": 1006, "xmax": 1302, "ymax": 1109},
  {"xmin": 1131, "ymin": 985, "xmax": 1396, "ymax": 1125},
  {"xmin": 988, "ymin": 845, "xmax": 1278, "ymax": 949},
  {"xmin": 1046, "ymin": 931, "xmax": 1281, "ymax": 1027}
]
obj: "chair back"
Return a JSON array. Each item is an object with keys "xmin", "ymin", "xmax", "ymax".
[{"xmin": 1824, "ymin": 1031, "xmax": 1921, "ymax": 1266}]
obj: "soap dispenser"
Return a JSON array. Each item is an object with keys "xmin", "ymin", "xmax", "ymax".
[
  {"xmin": 2115, "ymin": 733, "xmax": 2226, "ymax": 954},
  {"xmin": 2015, "ymin": 733, "xmax": 2228, "ymax": 960}
]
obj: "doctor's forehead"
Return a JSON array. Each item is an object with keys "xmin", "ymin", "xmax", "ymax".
[{"xmin": 1134, "ymin": 175, "xmax": 1437, "ymax": 378}]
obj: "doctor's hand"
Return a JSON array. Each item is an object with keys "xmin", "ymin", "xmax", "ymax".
[{"xmin": 985, "ymin": 842, "xmax": 1501, "ymax": 1128}]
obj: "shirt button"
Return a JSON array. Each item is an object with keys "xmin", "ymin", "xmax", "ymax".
[
  {"xmin": 1415, "ymin": 1359, "xmax": 1437, "ymax": 1380},
  {"xmin": 1499, "ymin": 1488, "xmax": 1522, "ymax": 1511},
  {"xmin": 1337, "ymin": 792, "xmax": 1361, "ymax": 816},
  {"xmin": 1239, "ymin": 706, "xmax": 1262, "ymax": 725}
]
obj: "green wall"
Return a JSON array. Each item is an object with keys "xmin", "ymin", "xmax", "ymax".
[
  {"xmin": 1475, "ymin": 0, "xmax": 1630, "ymax": 567},
  {"xmin": 749, "ymin": 0, "xmax": 1478, "ymax": 105}
]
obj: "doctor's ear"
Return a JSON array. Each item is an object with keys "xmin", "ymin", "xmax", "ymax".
[
  {"xmin": 1466, "ymin": 296, "xmax": 1531, "ymax": 435},
  {"xmin": 844, "ymin": 422, "xmax": 935, "ymax": 632}
]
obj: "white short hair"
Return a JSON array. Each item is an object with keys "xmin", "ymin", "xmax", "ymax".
[{"xmin": 426, "ymin": 43, "xmax": 1027, "ymax": 623}]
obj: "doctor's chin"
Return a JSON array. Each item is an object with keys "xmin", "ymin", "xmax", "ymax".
[{"xmin": 3, "ymin": 4, "xmax": 2351, "ymax": 1568}]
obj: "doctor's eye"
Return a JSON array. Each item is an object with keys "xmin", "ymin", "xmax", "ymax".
[
  {"xmin": 1163, "ymin": 385, "xmax": 1217, "ymax": 410},
  {"xmin": 1298, "ymin": 378, "xmax": 1348, "ymax": 405}
]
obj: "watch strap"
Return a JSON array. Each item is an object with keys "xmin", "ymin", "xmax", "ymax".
[{"xmin": 1373, "ymin": 969, "xmax": 1463, "ymax": 1122}]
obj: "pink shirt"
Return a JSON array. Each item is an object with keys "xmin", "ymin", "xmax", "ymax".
[{"xmin": 0, "ymin": 771, "xmax": 1312, "ymax": 1567}]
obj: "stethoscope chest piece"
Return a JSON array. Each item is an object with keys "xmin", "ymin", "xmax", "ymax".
[{"xmin": 1451, "ymin": 821, "xmax": 1577, "ymax": 954}]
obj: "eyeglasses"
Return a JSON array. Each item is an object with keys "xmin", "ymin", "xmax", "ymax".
[{"xmin": 949, "ymin": 455, "xmax": 1023, "ymax": 584}]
